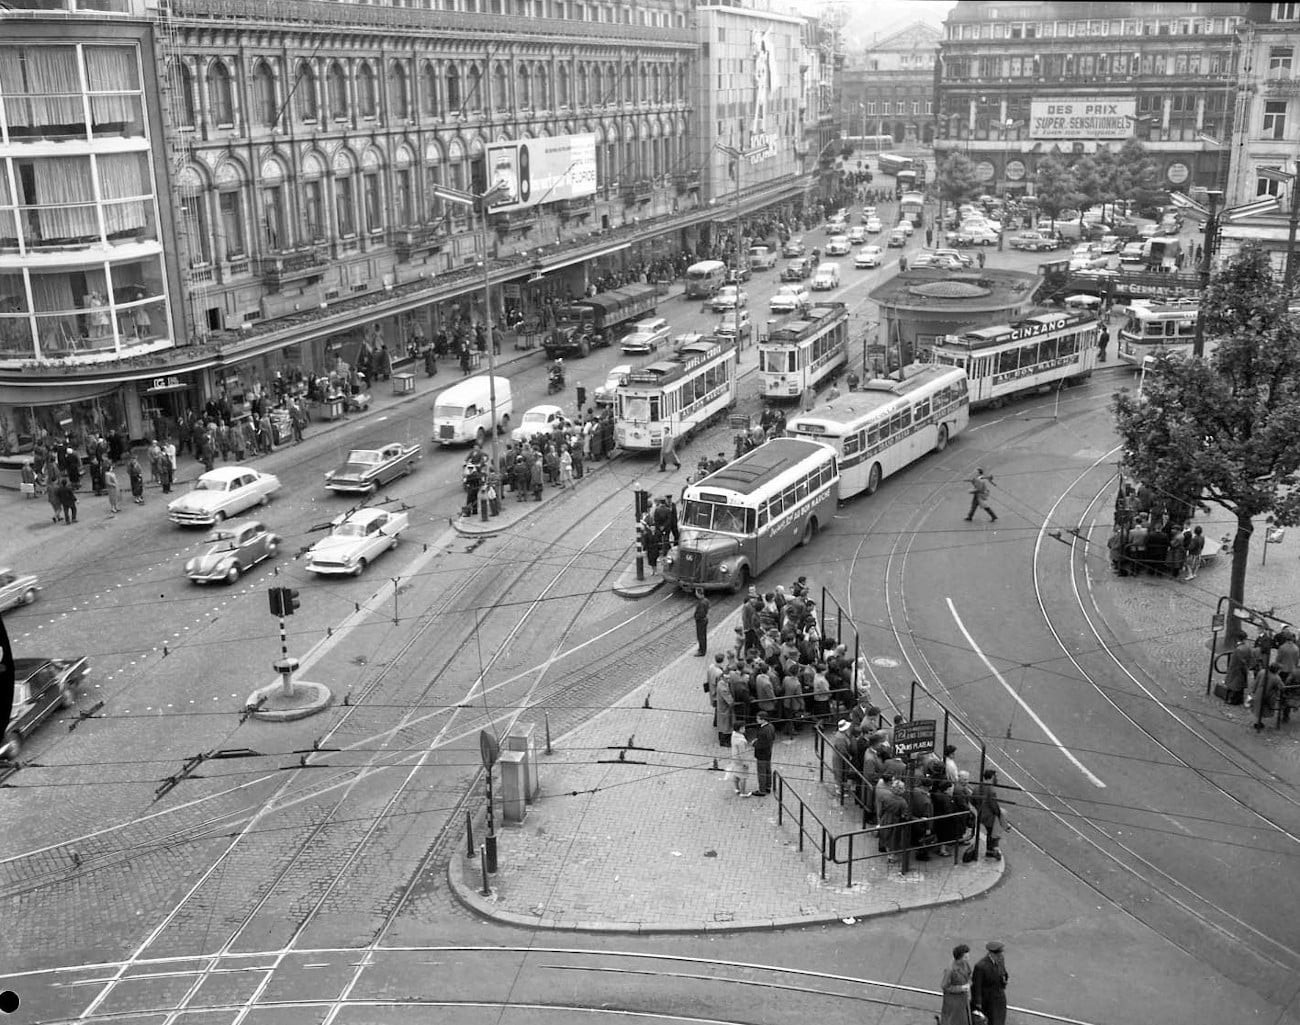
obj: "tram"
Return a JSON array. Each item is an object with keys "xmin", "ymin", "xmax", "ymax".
[
  {"xmin": 758, "ymin": 302, "xmax": 849, "ymax": 400},
  {"xmin": 930, "ymin": 311, "xmax": 1099, "ymax": 409},
  {"xmin": 1117, "ymin": 300, "xmax": 1201, "ymax": 367},
  {"xmin": 614, "ymin": 336, "xmax": 737, "ymax": 454}
]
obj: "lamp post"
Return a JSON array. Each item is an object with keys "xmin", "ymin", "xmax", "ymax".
[{"xmin": 431, "ymin": 181, "xmax": 510, "ymax": 478}]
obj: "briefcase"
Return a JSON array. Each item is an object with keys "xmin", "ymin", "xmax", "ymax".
[{"xmin": 1213, "ymin": 683, "xmax": 1244, "ymax": 706}]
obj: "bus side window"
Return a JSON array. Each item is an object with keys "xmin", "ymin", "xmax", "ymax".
[
  {"xmin": 844, "ymin": 433, "xmax": 860, "ymax": 456},
  {"xmin": 758, "ymin": 507, "xmax": 768, "ymax": 528},
  {"xmin": 916, "ymin": 397, "xmax": 931, "ymax": 419},
  {"xmin": 868, "ymin": 424, "xmax": 881, "ymax": 447}
]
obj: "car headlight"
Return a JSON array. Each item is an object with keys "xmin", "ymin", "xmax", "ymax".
[
  {"xmin": 325, "ymin": 471, "xmax": 334, "ymax": 480},
  {"xmin": 718, "ymin": 563, "xmax": 732, "ymax": 575},
  {"xmin": 185, "ymin": 560, "xmax": 196, "ymax": 572}
]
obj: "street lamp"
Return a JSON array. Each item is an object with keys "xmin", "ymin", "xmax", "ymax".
[{"xmin": 431, "ymin": 181, "xmax": 511, "ymax": 478}]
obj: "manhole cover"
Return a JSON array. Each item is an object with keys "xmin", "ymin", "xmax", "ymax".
[{"xmin": 871, "ymin": 657, "xmax": 900, "ymax": 668}]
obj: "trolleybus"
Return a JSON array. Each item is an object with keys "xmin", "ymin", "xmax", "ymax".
[
  {"xmin": 877, "ymin": 152, "xmax": 914, "ymax": 177},
  {"xmin": 614, "ymin": 336, "xmax": 737, "ymax": 454},
  {"xmin": 1117, "ymin": 300, "xmax": 1200, "ymax": 367},
  {"xmin": 930, "ymin": 311, "xmax": 1099, "ymax": 408},
  {"xmin": 662, "ymin": 438, "xmax": 839, "ymax": 593},
  {"xmin": 759, "ymin": 301, "xmax": 849, "ymax": 400},
  {"xmin": 787, "ymin": 364, "xmax": 969, "ymax": 500}
]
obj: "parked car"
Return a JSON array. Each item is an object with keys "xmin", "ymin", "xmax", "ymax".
[
  {"xmin": 0, "ymin": 567, "xmax": 39, "ymax": 612},
  {"xmin": 714, "ymin": 310, "xmax": 753, "ymax": 345},
  {"xmin": 847, "ymin": 226, "xmax": 867, "ymax": 244},
  {"xmin": 185, "ymin": 519, "xmax": 281, "ymax": 584},
  {"xmin": 769, "ymin": 285, "xmax": 811, "ymax": 314},
  {"xmin": 887, "ymin": 227, "xmax": 908, "ymax": 248},
  {"xmin": 932, "ymin": 248, "xmax": 976, "ymax": 267},
  {"xmin": 710, "ymin": 285, "xmax": 748, "ymax": 312},
  {"xmin": 1069, "ymin": 244, "xmax": 1111, "ymax": 271},
  {"xmin": 0, "ymin": 656, "xmax": 89, "ymax": 760},
  {"xmin": 825, "ymin": 234, "xmax": 852, "ymax": 256},
  {"xmin": 1119, "ymin": 241, "xmax": 1147, "ymax": 264},
  {"xmin": 955, "ymin": 225, "xmax": 998, "ymax": 247},
  {"xmin": 910, "ymin": 251, "xmax": 965, "ymax": 271},
  {"xmin": 306, "ymin": 507, "xmax": 409, "ymax": 577},
  {"xmin": 781, "ymin": 238, "xmax": 806, "ymax": 258},
  {"xmin": 620, "ymin": 316, "xmax": 671, "ymax": 353},
  {"xmin": 781, "ymin": 256, "xmax": 815, "ymax": 281},
  {"xmin": 854, "ymin": 245, "xmax": 884, "ymax": 268},
  {"xmin": 1009, "ymin": 230, "xmax": 1059, "ymax": 252},
  {"xmin": 324, "ymin": 443, "xmax": 422, "ymax": 494},
  {"xmin": 594, "ymin": 364, "xmax": 632, "ymax": 406},
  {"xmin": 864, "ymin": 217, "xmax": 883, "ymax": 234},
  {"xmin": 749, "ymin": 245, "xmax": 778, "ymax": 270},
  {"xmin": 167, "ymin": 466, "xmax": 281, "ymax": 527},
  {"xmin": 512, "ymin": 404, "xmax": 574, "ymax": 443}
]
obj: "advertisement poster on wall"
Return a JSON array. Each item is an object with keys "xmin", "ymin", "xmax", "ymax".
[
  {"xmin": 1030, "ymin": 97, "xmax": 1136, "ymax": 140},
  {"xmin": 486, "ymin": 133, "xmax": 598, "ymax": 212}
]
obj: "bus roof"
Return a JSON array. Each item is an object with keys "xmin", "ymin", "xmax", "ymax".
[
  {"xmin": 693, "ymin": 438, "xmax": 832, "ymax": 497},
  {"xmin": 791, "ymin": 365, "xmax": 962, "ymax": 430}
]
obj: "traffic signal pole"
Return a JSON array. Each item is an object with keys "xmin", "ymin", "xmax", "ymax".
[{"xmin": 268, "ymin": 587, "xmax": 301, "ymax": 697}]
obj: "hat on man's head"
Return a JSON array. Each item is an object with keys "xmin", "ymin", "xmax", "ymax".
[
  {"xmin": 837, "ymin": 720, "xmax": 851, "ymax": 733},
  {"xmin": 986, "ymin": 941, "xmax": 1004, "ymax": 953}
]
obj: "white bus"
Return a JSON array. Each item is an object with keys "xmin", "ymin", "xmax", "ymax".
[
  {"xmin": 614, "ymin": 336, "xmax": 737, "ymax": 454},
  {"xmin": 759, "ymin": 301, "xmax": 849, "ymax": 400},
  {"xmin": 787, "ymin": 364, "xmax": 969, "ymax": 500},
  {"xmin": 684, "ymin": 260, "xmax": 727, "ymax": 299},
  {"xmin": 1117, "ymin": 301, "xmax": 1200, "ymax": 367},
  {"xmin": 931, "ymin": 311, "xmax": 1099, "ymax": 408},
  {"xmin": 662, "ymin": 438, "xmax": 839, "ymax": 594}
]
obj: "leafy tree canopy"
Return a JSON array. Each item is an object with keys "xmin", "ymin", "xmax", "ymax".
[
  {"xmin": 936, "ymin": 152, "xmax": 982, "ymax": 208},
  {"xmin": 1034, "ymin": 155, "xmax": 1071, "ymax": 224}
]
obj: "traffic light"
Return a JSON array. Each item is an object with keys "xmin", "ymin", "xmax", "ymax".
[
  {"xmin": 283, "ymin": 588, "xmax": 300, "ymax": 616},
  {"xmin": 268, "ymin": 587, "xmax": 284, "ymax": 617}
]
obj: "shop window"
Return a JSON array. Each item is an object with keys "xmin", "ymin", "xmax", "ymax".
[{"xmin": 97, "ymin": 152, "xmax": 152, "ymax": 243}]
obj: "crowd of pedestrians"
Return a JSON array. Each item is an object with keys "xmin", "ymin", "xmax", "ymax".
[
  {"xmin": 1108, "ymin": 480, "xmax": 1205, "ymax": 579},
  {"xmin": 1222, "ymin": 627, "xmax": 1299, "ymax": 729}
]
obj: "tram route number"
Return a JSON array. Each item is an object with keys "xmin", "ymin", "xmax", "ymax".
[{"xmin": 893, "ymin": 719, "xmax": 937, "ymax": 758}]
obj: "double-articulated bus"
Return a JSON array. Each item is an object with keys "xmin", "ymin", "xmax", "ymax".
[
  {"xmin": 662, "ymin": 438, "xmax": 839, "ymax": 593},
  {"xmin": 930, "ymin": 311, "xmax": 1099, "ymax": 409},
  {"xmin": 614, "ymin": 336, "xmax": 737, "ymax": 453},
  {"xmin": 787, "ymin": 364, "xmax": 969, "ymax": 499},
  {"xmin": 759, "ymin": 301, "xmax": 849, "ymax": 400}
]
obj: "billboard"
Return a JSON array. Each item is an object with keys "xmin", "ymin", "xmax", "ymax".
[
  {"xmin": 485, "ymin": 133, "xmax": 597, "ymax": 212},
  {"xmin": 1029, "ymin": 98, "xmax": 1135, "ymax": 140}
]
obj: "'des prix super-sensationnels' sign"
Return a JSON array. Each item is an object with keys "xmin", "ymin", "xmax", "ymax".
[{"xmin": 1030, "ymin": 97, "xmax": 1136, "ymax": 140}]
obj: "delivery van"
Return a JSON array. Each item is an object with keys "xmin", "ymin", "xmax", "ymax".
[
  {"xmin": 432, "ymin": 375, "xmax": 513, "ymax": 445},
  {"xmin": 684, "ymin": 260, "xmax": 727, "ymax": 299}
]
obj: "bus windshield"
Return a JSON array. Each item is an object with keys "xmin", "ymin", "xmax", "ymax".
[{"xmin": 682, "ymin": 500, "xmax": 754, "ymax": 534}]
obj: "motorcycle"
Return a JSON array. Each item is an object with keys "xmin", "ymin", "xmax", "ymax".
[{"xmin": 547, "ymin": 365, "xmax": 566, "ymax": 394}]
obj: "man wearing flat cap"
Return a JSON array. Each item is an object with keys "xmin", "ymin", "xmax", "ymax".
[{"xmin": 971, "ymin": 941, "xmax": 1009, "ymax": 1025}]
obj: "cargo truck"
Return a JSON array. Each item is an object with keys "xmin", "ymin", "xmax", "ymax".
[{"xmin": 543, "ymin": 283, "xmax": 659, "ymax": 359}]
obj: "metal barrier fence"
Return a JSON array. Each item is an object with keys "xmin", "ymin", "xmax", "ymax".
[
  {"xmin": 773, "ymin": 770, "xmax": 832, "ymax": 880},
  {"xmin": 830, "ymin": 809, "xmax": 973, "ymax": 888},
  {"xmin": 811, "ymin": 725, "xmax": 885, "ymax": 830},
  {"xmin": 819, "ymin": 586, "xmax": 861, "ymax": 702}
]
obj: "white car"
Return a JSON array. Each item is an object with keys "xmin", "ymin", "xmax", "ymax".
[
  {"xmin": 594, "ymin": 363, "xmax": 631, "ymax": 406},
  {"xmin": 825, "ymin": 235, "xmax": 851, "ymax": 256},
  {"xmin": 864, "ymin": 217, "xmax": 883, "ymax": 234},
  {"xmin": 748, "ymin": 245, "xmax": 778, "ymax": 270},
  {"xmin": 854, "ymin": 245, "xmax": 884, "ymax": 268},
  {"xmin": 620, "ymin": 317, "xmax": 670, "ymax": 354},
  {"xmin": 847, "ymin": 226, "xmax": 867, "ymax": 244},
  {"xmin": 769, "ymin": 285, "xmax": 811, "ymax": 314},
  {"xmin": 512, "ymin": 404, "xmax": 574, "ymax": 443},
  {"xmin": 306, "ymin": 507, "xmax": 409, "ymax": 577},
  {"xmin": 714, "ymin": 310, "xmax": 752, "ymax": 345},
  {"xmin": 167, "ymin": 466, "xmax": 281, "ymax": 527},
  {"xmin": 895, "ymin": 220, "xmax": 914, "ymax": 237},
  {"xmin": 710, "ymin": 285, "xmax": 748, "ymax": 312},
  {"xmin": 0, "ymin": 567, "xmax": 39, "ymax": 611},
  {"xmin": 860, "ymin": 205, "xmax": 877, "ymax": 221}
]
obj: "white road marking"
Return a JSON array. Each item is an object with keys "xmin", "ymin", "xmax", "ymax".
[{"xmin": 945, "ymin": 596, "xmax": 1106, "ymax": 788}]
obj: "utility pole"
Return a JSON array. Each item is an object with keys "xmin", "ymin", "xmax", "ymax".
[{"xmin": 1192, "ymin": 190, "xmax": 1221, "ymax": 359}]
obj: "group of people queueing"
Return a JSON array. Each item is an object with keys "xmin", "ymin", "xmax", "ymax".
[
  {"xmin": 1223, "ymin": 627, "xmax": 1300, "ymax": 730},
  {"xmin": 1108, "ymin": 481, "xmax": 1206, "ymax": 579}
]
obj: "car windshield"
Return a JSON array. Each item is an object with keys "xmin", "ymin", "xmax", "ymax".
[
  {"xmin": 207, "ymin": 529, "xmax": 237, "ymax": 543},
  {"xmin": 335, "ymin": 522, "xmax": 367, "ymax": 537},
  {"xmin": 435, "ymin": 404, "xmax": 465, "ymax": 418},
  {"xmin": 192, "ymin": 478, "xmax": 227, "ymax": 492},
  {"xmin": 348, "ymin": 451, "xmax": 381, "ymax": 464}
]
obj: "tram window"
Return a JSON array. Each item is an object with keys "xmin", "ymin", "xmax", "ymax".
[
  {"xmin": 1059, "ymin": 334, "xmax": 1077, "ymax": 356},
  {"xmin": 997, "ymin": 349, "xmax": 1019, "ymax": 374},
  {"xmin": 649, "ymin": 397, "xmax": 660, "ymax": 421},
  {"xmin": 1177, "ymin": 319, "xmax": 1196, "ymax": 338}
]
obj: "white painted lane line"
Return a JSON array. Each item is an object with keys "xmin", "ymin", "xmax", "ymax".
[{"xmin": 945, "ymin": 596, "xmax": 1106, "ymax": 789}]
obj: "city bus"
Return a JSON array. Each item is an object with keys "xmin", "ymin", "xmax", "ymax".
[
  {"xmin": 931, "ymin": 310, "xmax": 1100, "ymax": 408},
  {"xmin": 1117, "ymin": 300, "xmax": 1201, "ymax": 367},
  {"xmin": 878, "ymin": 152, "xmax": 914, "ymax": 177},
  {"xmin": 662, "ymin": 438, "xmax": 839, "ymax": 593},
  {"xmin": 899, "ymin": 190, "xmax": 926, "ymax": 222},
  {"xmin": 787, "ymin": 364, "xmax": 969, "ymax": 499},
  {"xmin": 614, "ymin": 336, "xmax": 737, "ymax": 454},
  {"xmin": 684, "ymin": 260, "xmax": 727, "ymax": 299},
  {"xmin": 759, "ymin": 301, "xmax": 849, "ymax": 400}
]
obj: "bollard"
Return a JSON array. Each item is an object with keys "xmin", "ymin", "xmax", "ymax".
[
  {"xmin": 480, "ymin": 492, "xmax": 489, "ymax": 522},
  {"xmin": 479, "ymin": 844, "xmax": 492, "ymax": 896},
  {"xmin": 635, "ymin": 538, "xmax": 645, "ymax": 582},
  {"xmin": 465, "ymin": 810, "xmax": 475, "ymax": 859},
  {"xmin": 485, "ymin": 833, "xmax": 498, "ymax": 874}
]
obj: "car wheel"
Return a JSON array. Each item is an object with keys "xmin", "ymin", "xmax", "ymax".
[
  {"xmin": 935, "ymin": 425, "xmax": 949, "ymax": 453},
  {"xmin": 213, "ymin": 511, "xmax": 226, "ymax": 523},
  {"xmin": 21, "ymin": 588, "xmax": 37, "ymax": 606},
  {"xmin": 267, "ymin": 540, "xmax": 279, "ymax": 556},
  {"xmin": 865, "ymin": 462, "xmax": 883, "ymax": 496},
  {"xmin": 369, "ymin": 481, "xmax": 380, "ymax": 494},
  {"xmin": 731, "ymin": 564, "xmax": 750, "ymax": 596},
  {"xmin": 389, "ymin": 537, "xmax": 398, "ymax": 550},
  {"xmin": 259, "ymin": 493, "xmax": 270, "ymax": 506},
  {"xmin": 353, "ymin": 558, "xmax": 368, "ymax": 577},
  {"xmin": 0, "ymin": 730, "xmax": 19, "ymax": 761},
  {"xmin": 799, "ymin": 518, "xmax": 816, "ymax": 547},
  {"xmin": 225, "ymin": 563, "xmax": 240, "ymax": 584}
]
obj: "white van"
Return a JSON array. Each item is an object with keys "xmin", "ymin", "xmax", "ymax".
[
  {"xmin": 684, "ymin": 260, "xmax": 727, "ymax": 299},
  {"xmin": 432, "ymin": 375, "xmax": 513, "ymax": 445},
  {"xmin": 811, "ymin": 262, "xmax": 841, "ymax": 291}
]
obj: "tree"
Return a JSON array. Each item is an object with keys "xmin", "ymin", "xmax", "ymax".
[
  {"xmin": 1112, "ymin": 245, "xmax": 1300, "ymax": 633},
  {"xmin": 1033, "ymin": 155, "xmax": 1071, "ymax": 228},
  {"xmin": 1067, "ymin": 155, "xmax": 1105, "ymax": 225},
  {"xmin": 935, "ymin": 152, "xmax": 981, "ymax": 238},
  {"xmin": 1111, "ymin": 138, "xmax": 1159, "ymax": 216}
]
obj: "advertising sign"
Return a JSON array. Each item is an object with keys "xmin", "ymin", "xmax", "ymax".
[
  {"xmin": 486, "ymin": 133, "xmax": 597, "ymax": 212},
  {"xmin": 1030, "ymin": 97, "xmax": 1135, "ymax": 140}
]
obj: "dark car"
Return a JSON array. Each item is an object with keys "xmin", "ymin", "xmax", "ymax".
[
  {"xmin": 781, "ymin": 256, "xmax": 814, "ymax": 281},
  {"xmin": 781, "ymin": 239, "xmax": 807, "ymax": 258},
  {"xmin": 1, "ymin": 657, "xmax": 89, "ymax": 760}
]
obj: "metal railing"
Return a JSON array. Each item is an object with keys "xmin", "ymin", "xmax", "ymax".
[
  {"xmin": 831, "ymin": 808, "xmax": 972, "ymax": 888},
  {"xmin": 819, "ymin": 586, "xmax": 861, "ymax": 702},
  {"xmin": 811, "ymin": 725, "xmax": 884, "ymax": 829},
  {"xmin": 773, "ymin": 770, "xmax": 832, "ymax": 880}
]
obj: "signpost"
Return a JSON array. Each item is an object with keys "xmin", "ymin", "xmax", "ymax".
[{"xmin": 892, "ymin": 719, "xmax": 937, "ymax": 758}]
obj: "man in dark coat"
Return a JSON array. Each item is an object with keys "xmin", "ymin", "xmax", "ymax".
[
  {"xmin": 750, "ymin": 711, "xmax": 776, "ymax": 796},
  {"xmin": 693, "ymin": 588, "xmax": 709, "ymax": 657},
  {"xmin": 971, "ymin": 941, "xmax": 1009, "ymax": 1025}
]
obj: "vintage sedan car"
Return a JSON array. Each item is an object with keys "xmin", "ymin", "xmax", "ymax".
[
  {"xmin": 324, "ymin": 443, "xmax": 421, "ymax": 494},
  {"xmin": 710, "ymin": 285, "xmax": 748, "ymax": 312},
  {"xmin": 512, "ymin": 404, "xmax": 574, "ymax": 443},
  {"xmin": 769, "ymin": 285, "xmax": 811, "ymax": 314},
  {"xmin": 714, "ymin": 310, "xmax": 752, "ymax": 346},
  {"xmin": 168, "ymin": 466, "xmax": 281, "ymax": 526},
  {"xmin": 825, "ymin": 234, "xmax": 852, "ymax": 256},
  {"xmin": 887, "ymin": 227, "xmax": 908, "ymax": 248},
  {"xmin": 305, "ymin": 507, "xmax": 409, "ymax": 577},
  {"xmin": 781, "ymin": 256, "xmax": 815, "ymax": 282},
  {"xmin": 932, "ymin": 247, "xmax": 976, "ymax": 268},
  {"xmin": 847, "ymin": 226, "xmax": 868, "ymax": 244},
  {"xmin": 864, "ymin": 216, "xmax": 883, "ymax": 234},
  {"xmin": 781, "ymin": 238, "xmax": 806, "ymax": 258},
  {"xmin": 0, "ymin": 567, "xmax": 39, "ymax": 612},
  {"xmin": 854, "ymin": 245, "xmax": 884, "ymax": 268},
  {"xmin": 594, "ymin": 363, "xmax": 632, "ymax": 406},
  {"xmin": 0, "ymin": 656, "xmax": 89, "ymax": 760},
  {"xmin": 620, "ymin": 317, "xmax": 670, "ymax": 354},
  {"xmin": 1009, "ymin": 230, "xmax": 1059, "ymax": 252},
  {"xmin": 184, "ymin": 519, "xmax": 281, "ymax": 584},
  {"xmin": 954, "ymin": 225, "xmax": 999, "ymax": 247},
  {"xmin": 895, "ymin": 220, "xmax": 914, "ymax": 237}
]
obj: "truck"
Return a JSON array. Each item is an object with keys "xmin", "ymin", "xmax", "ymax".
[{"xmin": 544, "ymin": 283, "xmax": 659, "ymax": 359}]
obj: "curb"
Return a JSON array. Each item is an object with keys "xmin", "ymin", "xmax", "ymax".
[
  {"xmin": 612, "ymin": 563, "xmax": 667, "ymax": 598},
  {"xmin": 245, "ymin": 680, "xmax": 334, "ymax": 721}
]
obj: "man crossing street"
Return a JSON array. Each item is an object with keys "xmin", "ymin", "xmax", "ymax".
[{"xmin": 965, "ymin": 468, "xmax": 998, "ymax": 523}]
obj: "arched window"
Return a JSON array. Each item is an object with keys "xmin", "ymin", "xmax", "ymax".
[
  {"xmin": 651, "ymin": 66, "xmax": 660, "ymax": 104},
  {"xmin": 492, "ymin": 63, "xmax": 509, "ymax": 111},
  {"xmin": 445, "ymin": 63, "xmax": 461, "ymax": 112},
  {"xmin": 390, "ymin": 62, "xmax": 409, "ymax": 119},
  {"xmin": 639, "ymin": 65, "xmax": 648, "ymax": 104},
  {"xmin": 622, "ymin": 64, "xmax": 632, "ymax": 103},
  {"xmin": 446, "ymin": 138, "xmax": 466, "ymax": 193},
  {"xmin": 300, "ymin": 152, "xmax": 327, "ymax": 241},
  {"xmin": 558, "ymin": 64, "xmax": 571, "ymax": 108},
  {"xmin": 208, "ymin": 59, "xmax": 234, "ymax": 127},
  {"xmin": 576, "ymin": 65, "xmax": 588, "ymax": 106},
  {"xmin": 328, "ymin": 61, "xmax": 348, "ymax": 120},
  {"xmin": 424, "ymin": 141, "xmax": 444, "ymax": 221},
  {"xmin": 467, "ymin": 64, "xmax": 483, "ymax": 113},
  {"xmin": 357, "ymin": 62, "xmax": 377, "ymax": 118},
  {"xmin": 333, "ymin": 151, "xmax": 356, "ymax": 236},
  {"xmin": 295, "ymin": 61, "xmax": 318, "ymax": 121},
  {"xmin": 536, "ymin": 66, "xmax": 550, "ymax": 110},
  {"xmin": 422, "ymin": 62, "xmax": 438, "ymax": 118},
  {"xmin": 518, "ymin": 65, "xmax": 531, "ymax": 109},
  {"xmin": 252, "ymin": 60, "xmax": 277, "ymax": 128},
  {"xmin": 174, "ymin": 64, "xmax": 196, "ymax": 128}
]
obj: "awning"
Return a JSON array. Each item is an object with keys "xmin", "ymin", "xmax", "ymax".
[
  {"xmin": 0, "ymin": 380, "xmax": 121, "ymax": 407},
  {"xmin": 539, "ymin": 242, "xmax": 631, "ymax": 274}
]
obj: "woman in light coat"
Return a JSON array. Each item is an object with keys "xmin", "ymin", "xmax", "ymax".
[
  {"xmin": 714, "ymin": 672, "xmax": 735, "ymax": 747},
  {"xmin": 726, "ymin": 727, "xmax": 752, "ymax": 797}
]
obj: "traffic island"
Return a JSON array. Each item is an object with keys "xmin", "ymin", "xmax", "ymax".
[
  {"xmin": 245, "ymin": 679, "xmax": 333, "ymax": 721},
  {"xmin": 613, "ymin": 561, "xmax": 667, "ymax": 598}
]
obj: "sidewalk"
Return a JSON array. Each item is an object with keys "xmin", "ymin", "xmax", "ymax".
[{"xmin": 447, "ymin": 608, "xmax": 1004, "ymax": 933}]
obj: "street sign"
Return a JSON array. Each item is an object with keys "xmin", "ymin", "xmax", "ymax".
[
  {"xmin": 479, "ymin": 729, "xmax": 500, "ymax": 769},
  {"xmin": 893, "ymin": 719, "xmax": 937, "ymax": 758}
]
